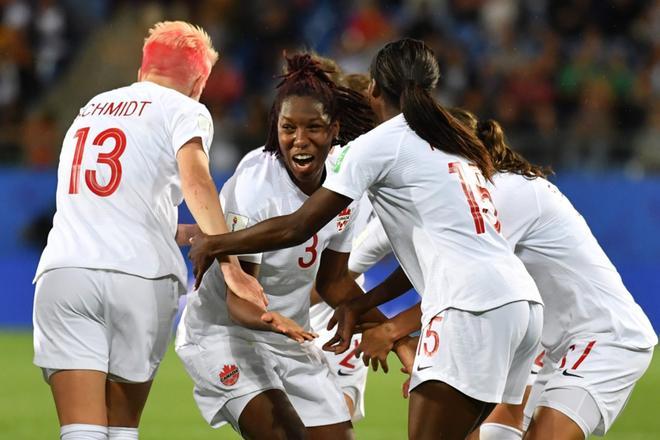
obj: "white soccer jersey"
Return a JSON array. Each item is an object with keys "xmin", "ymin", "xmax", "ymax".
[
  {"xmin": 178, "ymin": 148, "xmax": 358, "ymax": 353},
  {"xmin": 490, "ymin": 173, "xmax": 657, "ymax": 358},
  {"xmin": 323, "ymin": 114, "xmax": 541, "ymax": 327},
  {"xmin": 35, "ymin": 81, "xmax": 213, "ymax": 289}
]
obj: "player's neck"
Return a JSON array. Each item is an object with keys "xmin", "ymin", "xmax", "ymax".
[{"xmin": 140, "ymin": 73, "xmax": 194, "ymax": 99}]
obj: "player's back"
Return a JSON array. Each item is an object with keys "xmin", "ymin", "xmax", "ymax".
[
  {"xmin": 328, "ymin": 114, "xmax": 541, "ymax": 326},
  {"xmin": 491, "ymin": 173, "xmax": 657, "ymax": 359},
  {"xmin": 36, "ymin": 81, "xmax": 213, "ymax": 289}
]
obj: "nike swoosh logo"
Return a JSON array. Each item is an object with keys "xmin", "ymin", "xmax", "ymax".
[
  {"xmin": 337, "ymin": 370, "xmax": 354, "ymax": 376},
  {"xmin": 417, "ymin": 365, "xmax": 433, "ymax": 372},
  {"xmin": 562, "ymin": 370, "xmax": 583, "ymax": 378}
]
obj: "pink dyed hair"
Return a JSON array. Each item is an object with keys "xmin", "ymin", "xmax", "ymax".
[{"xmin": 141, "ymin": 21, "xmax": 219, "ymax": 88}]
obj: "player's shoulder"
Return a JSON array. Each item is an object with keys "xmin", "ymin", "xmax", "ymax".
[{"xmin": 222, "ymin": 147, "xmax": 285, "ymax": 208}]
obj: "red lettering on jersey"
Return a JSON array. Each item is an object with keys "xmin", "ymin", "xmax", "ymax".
[
  {"xmin": 534, "ymin": 350, "xmax": 545, "ymax": 368},
  {"xmin": 103, "ymin": 101, "xmax": 125, "ymax": 116},
  {"xmin": 339, "ymin": 339, "xmax": 360, "ymax": 369},
  {"xmin": 137, "ymin": 101, "xmax": 152, "ymax": 116},
  {"xmin": 122, "ymin": 101, "xmax": 138, "ymax": 116},
  {"xmin": 91, "ymin": 102, "xmax": 109, "ymax": 116}
]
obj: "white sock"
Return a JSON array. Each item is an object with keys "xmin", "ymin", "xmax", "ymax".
[
  {"xmin": 60, "ymin": 424, "xmax": 108, "ymax": 440},
  {"xmin": 479, "ymin": 422, "xmax": 523, "ymax": 440},
  {"xmin": 108, "ymin": 426, "xmax": 139, "ymax": 439}
]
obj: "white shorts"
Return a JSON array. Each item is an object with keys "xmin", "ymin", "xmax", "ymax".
[
  {"xmin": 33, "ymin": 267, "xmax": 180, "ymax": 382},
  {"xmin": 523, "ymin": 339, "xmax": 654, "ymax": 436},
  {"xmin": 410, "ymin": 301, "xmax": 543, "ymax": 404},
  {"xmin": 309, "ymin": 302, "xmax": 368, "ymax": 422},
  {"xmin": 175, "ymin": 337, "xmax": 350, "ymax": 431},
  {"xmin": 527, "ymin": 348, "xmax": 546, "ymax": 387}
]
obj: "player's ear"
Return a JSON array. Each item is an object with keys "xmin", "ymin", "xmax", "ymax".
[
  {"xmin": 330, "ymin": 120, "xmax": 340, "ymax": 141},
  {"xmin": 190, "ymin": 75, "xmax": 206, "ymax": 101},
  {"xmin": 368, "ymin": 79, "xmax": 380, "ymax": 99}
]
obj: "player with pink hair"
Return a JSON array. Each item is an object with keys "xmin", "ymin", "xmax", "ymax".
[{"xmin": 33, "ymin": 21, "xmax": 265, "ymax": 440}]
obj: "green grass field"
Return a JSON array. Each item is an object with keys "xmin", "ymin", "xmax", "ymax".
[{"xmin": 1, "ymin": 331, "xmax": 657, "ymax": 439}]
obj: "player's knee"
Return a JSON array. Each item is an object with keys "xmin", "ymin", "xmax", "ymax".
[
  {"xmin": 479, "ymin": 422, "xmax": 523, "ymax": 440},
  {"xmin": 60, "ymin": 424, "xmax": 108, "ymax": 440}
]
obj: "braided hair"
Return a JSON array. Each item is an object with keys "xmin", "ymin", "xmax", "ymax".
[
  {"xmin": 264, "ymin": 53, "xmax": 376, "ymax": 155},
  {"xmin": 370, "ymin": 39, "xmax": 495, "ymax": 179},
  {"xmin": 449, "ymin": 107, "xmax": 553, "ymax": 179}
]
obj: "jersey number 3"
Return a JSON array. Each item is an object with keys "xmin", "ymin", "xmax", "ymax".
[
  {"xmin": 448, "ymin": 162, "xmax": 501, "ymax": 234},
  {"xmin": 69, "ymin": 126, "xmax": 126, "ymax": 197},
  {"xmin": 298, "ymin": 234, "xmax": 319, "ymax": 268}
]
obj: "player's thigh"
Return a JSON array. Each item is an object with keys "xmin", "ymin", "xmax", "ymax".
[
  {"xmin": 235, "ymin": 389, "xmax": 306, "ymax": 440},
  {"xmin": 307, "ymin": 420, "xmax": 354, "ymax": 440},
  {"xmin": 176, "ymin": 339, "xmax": 284, "ymax": 429},
  {"xmin": 409, "ymin": 380, "xmax": 493, "ymax": 440},
  {"xmin": 106, "ymin": 379, "xmax": 153, "ymax": 427},
  {"xmin": 49, "ymin": 369, "xmax": 108, "ymax": 426},
  {"xmin": 34, "ymin": 268, "xmax": 109, "ymax": 374},
  {"xmin": 278, "ymin": 345, "xmax": 352, "ymax": 429},
  {"xmin": 480, "ymin": 385, "xmax": 531, "ymax": 432},
  {"xmin": 410, "ymin": 302, "xmax": 538, "ymax": 407},
  {"xmin": 106, "ymin": 274, "xmax": 180, "ymax": 382},
  {"xmin": 524, "ymin": 405, "xmax": 585, "ymax": 440}
]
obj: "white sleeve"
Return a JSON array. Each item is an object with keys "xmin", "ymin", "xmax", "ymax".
[
  {"xmin": 322, "ymin": 134, "xmax": 398, "ymax": 201},
  {"xmin": 327, "ymin": 201, "xmax": 360, "ymax": 253},
  {"xmin": 348, "ymin": 216, "xmax": 392, "ymax": 274},
  {"xmin": 219, "ymin": 175, "xmax": 266, "ymax": 264},
  {"xmin": 171, "ymin": 102, "xmax": 214, "ymax": 157}
]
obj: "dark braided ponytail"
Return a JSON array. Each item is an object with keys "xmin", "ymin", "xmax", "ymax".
[
  {"xmin": 264, "ymin": 53, "xmax": 376, "ymax": 155},
  {"xmin": 370, "ymin": 39, "xmax": 495, "ymax": 179},
  {"xmin": 449, "ymin": 107, "xmax": 552, "ymax": 179}
]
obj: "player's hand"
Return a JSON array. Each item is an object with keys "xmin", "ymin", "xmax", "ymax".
[
  {"xmin": 189, "ymin": 233, "xmax": 215, "ymax": 289},
  {"xmin": 261, "ymin": 311, "xmax": 317, "ymax": 343},
  {"xmin": 402, "ymin": 376, "xmax": 411, "ymax": 399},
  {"xmin": 393, "ymin": 335, "xmax": 417, "ymax": 376},
  {"xmin": 175, "ymin": 224, "xmax": 201, "ymax": 246},
  {"xmin": 355, "ymin": 322, "xmax": 397, "ymax": 373},
  {"xmin": 323, "ymin": 302, "xmax": 360, "ymax": 354},
  {"xmin": 220, "ymin": 262, "xmax": 268, "ymax": 308}
]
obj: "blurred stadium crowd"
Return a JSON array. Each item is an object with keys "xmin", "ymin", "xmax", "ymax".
[{"xmin": 1, "ymin": 0, "xmax": 660, "ymax": 174}]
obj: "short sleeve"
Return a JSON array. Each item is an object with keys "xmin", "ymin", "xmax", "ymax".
[
  {"xmin": 219, "ymin": 176, "xmax": 265, "ymax": 264},
  {"xmin": 327, "ymin": 200, "xmax": 359, "ymax": 253},
  {"xmin": 348, "ymin": 216, "xmax": 392, "ymax": 274},
  {"xmin": 323, "ymin": 132, "xmax": 397, "ymax": 201},
  {"xmin": 171, "ymin": 102, "xmax": 214, "ymax": 157}
]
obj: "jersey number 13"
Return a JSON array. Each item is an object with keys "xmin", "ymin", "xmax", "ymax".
[{"xmin": 68, "ymin": 126, "xmax": 127, "ymax": 197}]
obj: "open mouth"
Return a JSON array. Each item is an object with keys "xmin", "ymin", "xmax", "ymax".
[{"xmin": 292, "ymin": 153, "xmax": 315, "ymax": 167}]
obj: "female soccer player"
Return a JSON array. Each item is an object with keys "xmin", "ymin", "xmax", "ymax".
[
  {"xmin": 346, "ymin": 109, "xmax": 658, "ymax": 440},
  {"xmin": 175, "ymin": 53, "xmax": 402, "ymax": 439},
  {"xmin": 189, "ymin": 38, "xmax": 544, "ymax": 439},
  {"xmin": 471, "ymin": 114, "xmax": 656, "ymax": 440},
  {"xmin": 32, "ymin": 22, "xmax": 265, "ymax": 440}
]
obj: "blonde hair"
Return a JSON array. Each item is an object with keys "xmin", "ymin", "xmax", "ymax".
[{"xmin": 141, "ymin": 21, "xmax": 219, "ymax": 89}]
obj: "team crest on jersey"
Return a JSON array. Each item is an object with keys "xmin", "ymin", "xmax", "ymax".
[
  {"xmin": 227, "ymin": 212, "xmax": 249, "ymax": 231},
  {"xmin": 219, "ymin": 364, "xmax": 239, "ymax": 386},
  {"xmin": 336, "ymin": 208, "xmax": 351, "ymax": 232}
]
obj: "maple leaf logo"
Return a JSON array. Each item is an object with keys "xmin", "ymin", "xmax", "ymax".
[{"xmin": 219, "ymin": 364, "xmax": 239, "ymax": 386}]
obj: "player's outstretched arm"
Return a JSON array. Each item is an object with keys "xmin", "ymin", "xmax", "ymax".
[
  {"xmin": 325, "ymin": 265, "xmax": 412, "ymax": 342},
  {"xmin": 189, "ymin": 188, "xmax": 352, "ymax": 287},
  {"xmin": 225, "ymin": 262, "xmax": 316, "ymax": 343},
  {"xmin": 315, "ymin": 249, "xmax": 394, "ymax": 372},
  {"xmin": 356, "ymin": 303, "xmax": 422, "ymax": 373},
  {"xmin": 177, "ymin": 139, "xmax": 267, "ymax": 307}
]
